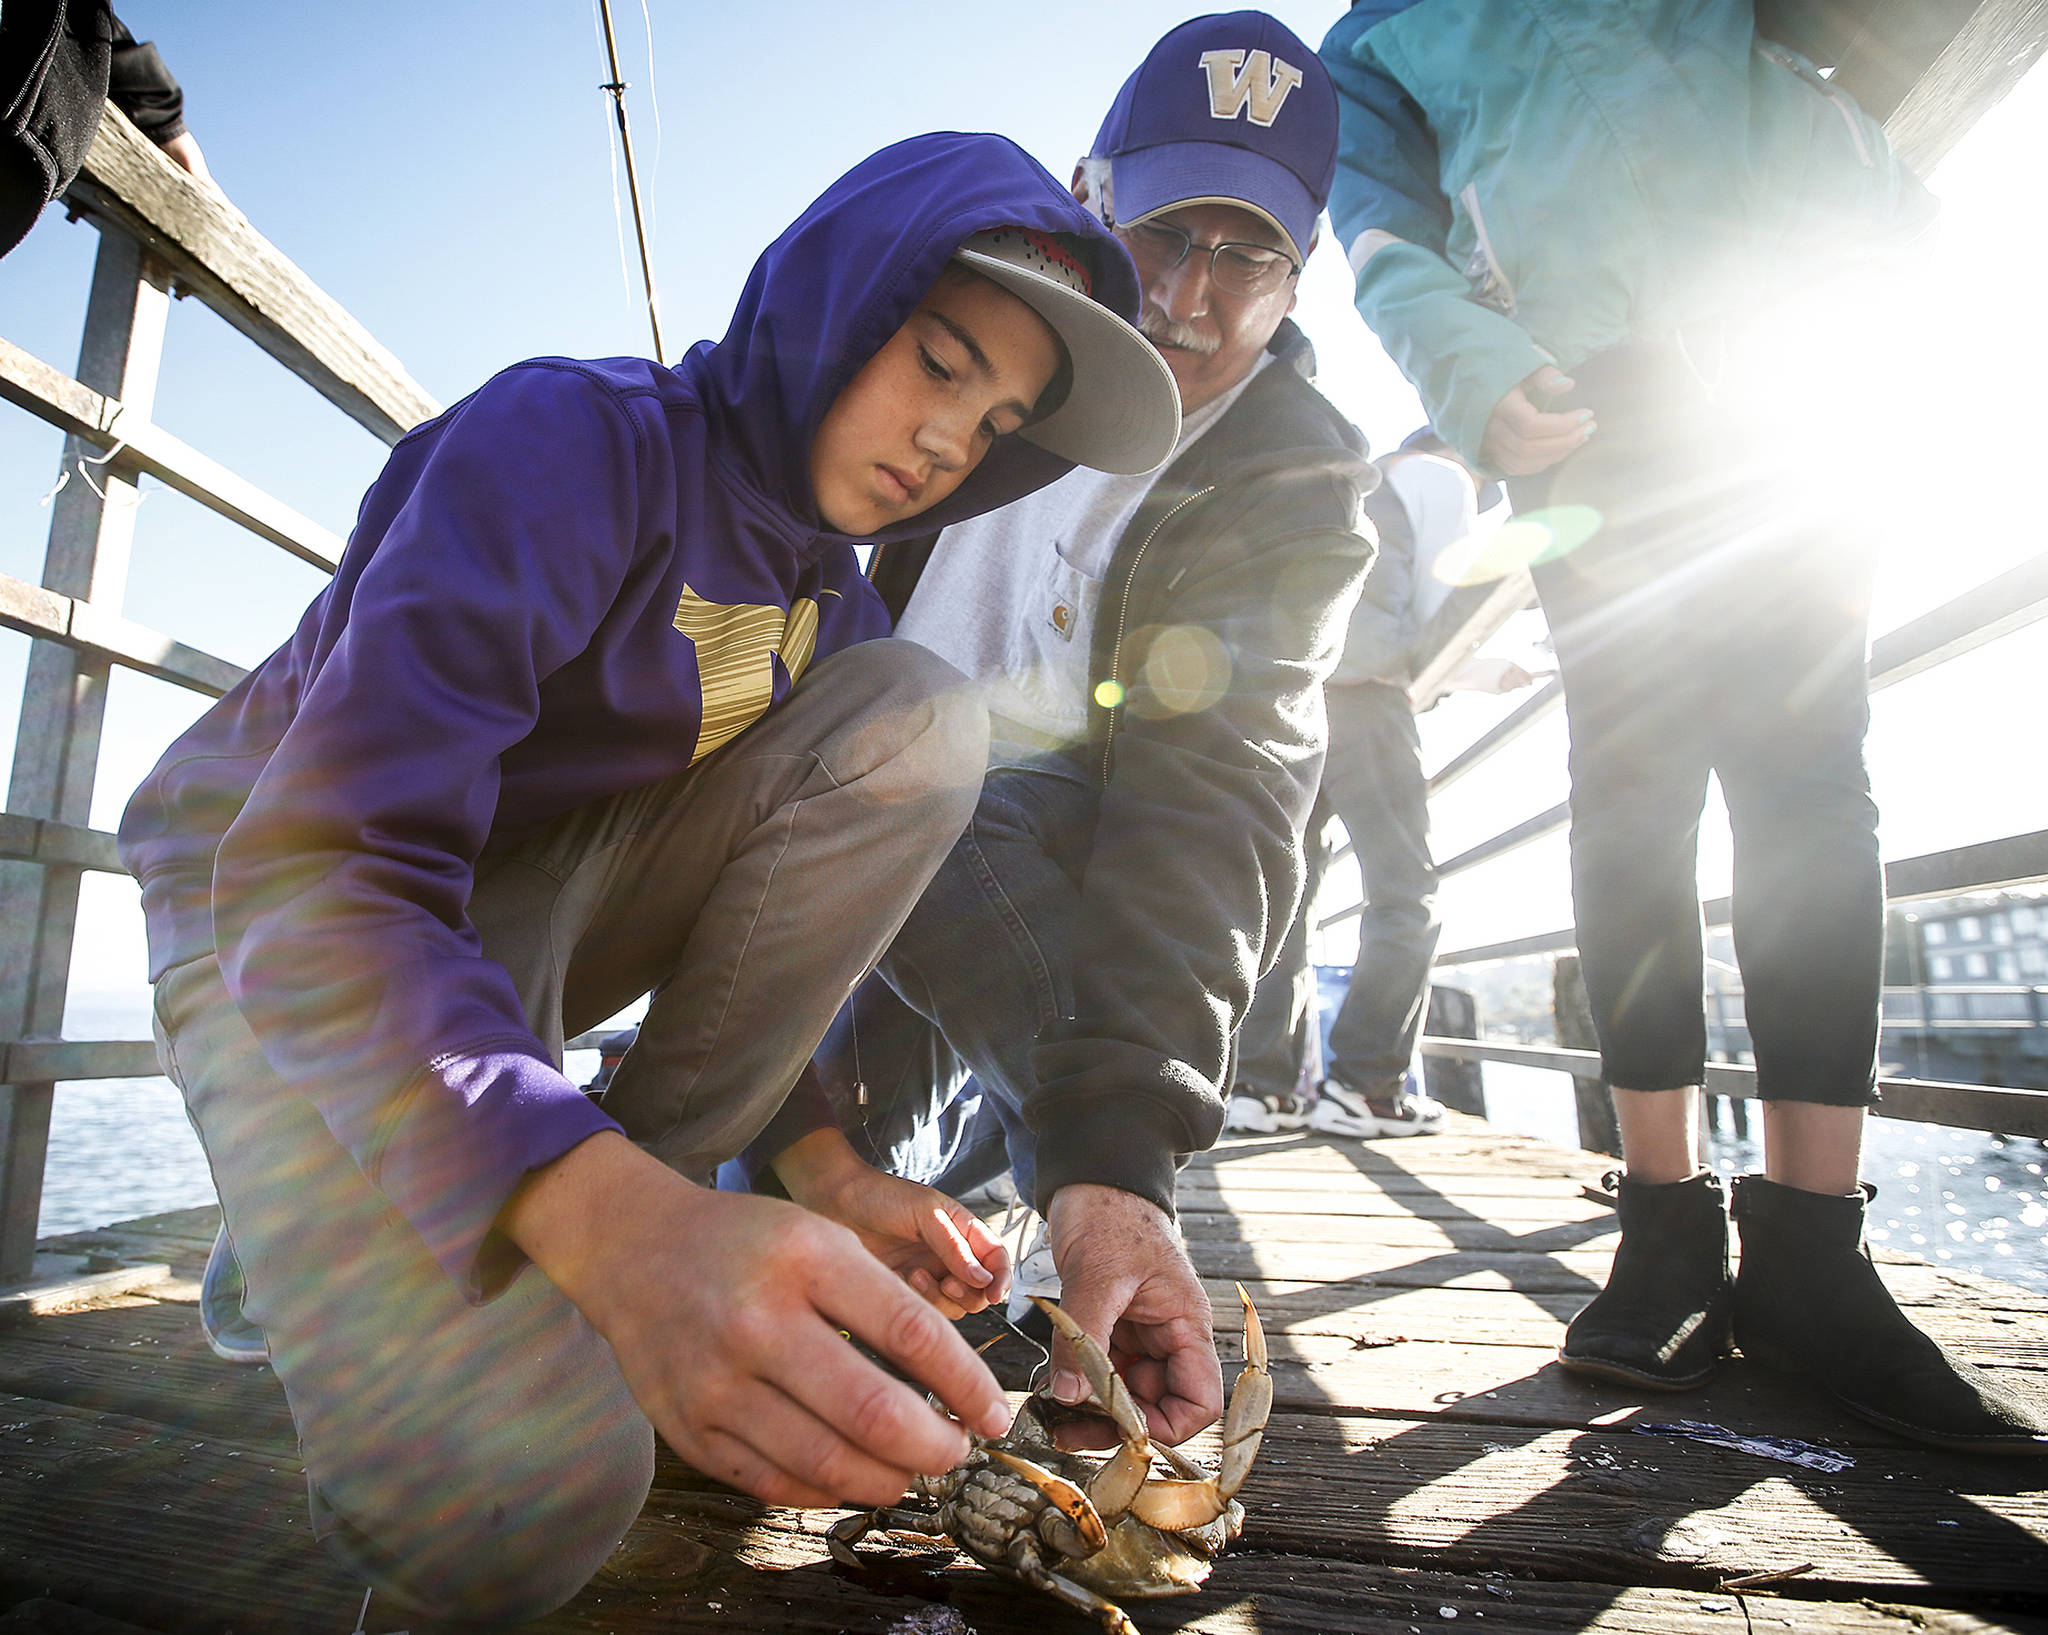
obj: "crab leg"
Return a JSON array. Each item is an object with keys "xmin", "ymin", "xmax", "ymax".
[
  {"xmin": 987, "ymin": 1449, "xmax": 1108, "ymax": 1553},
  {"xmin": 1125, "ymin": 1284, "xmax": 1271, "ymax": 1531},
  {"xmin": 1036, "ymin": 1568, "xmax": 1143, "ymax": 1635},
  {"xmin": 1030, "ymin": 1296, "xmax": 1155, "ymax": 1523}
]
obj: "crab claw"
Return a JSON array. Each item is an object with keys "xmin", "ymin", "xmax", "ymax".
[
  {"xmin": 1219, "ymin": 1283, "xmax": 1272, "ymax": 1499},
  {"xmin": 826, "ymin": 1509, "xmax": 874, "ymax": 1569},
  {"xmin": 1122, "ymin": 1285, "xmax": 1270, "ymax": 1532},
  {"xmin": 988, "ymin": 1449, "xmax": 1109, "ymax": 1553},
  {"xmin": 1031, "ymin": 1296, "xmax": 1154, "ymax": 1523}
]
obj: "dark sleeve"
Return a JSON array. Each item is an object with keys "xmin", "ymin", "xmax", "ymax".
[
  {"xmin": 0, "ymin": 0, "xmax": 114, "ymax": 255},
  {"xmin": 105, "ymin": 15, "xmax": 186, "ymax": 142},
  {"xmin": 1330, "ymin": 481, "xmax": 1419, "ymax": 684},
  {"xmin": 1028, "ymin": 473, "xmax": 1374, "ymax": 1217}
]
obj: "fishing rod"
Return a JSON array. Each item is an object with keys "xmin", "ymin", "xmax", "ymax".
[{"xmin": 596, "ymin": 0, "xmax": 665, "ymax": 360}]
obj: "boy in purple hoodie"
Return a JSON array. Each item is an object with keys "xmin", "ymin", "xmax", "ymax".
[{"xmin": 117, "ymin": 133, "xmax": 1178, "ymax": 1621}]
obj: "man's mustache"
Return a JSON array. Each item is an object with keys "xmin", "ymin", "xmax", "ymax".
[{"xmin": 1139, "ymin": 308, "xmax": 1220, "ymax": 356}]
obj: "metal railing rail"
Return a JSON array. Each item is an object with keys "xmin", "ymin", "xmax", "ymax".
[{"xmin": 0, "ymin": 107, "xmax": 435, "ymax": 1281}]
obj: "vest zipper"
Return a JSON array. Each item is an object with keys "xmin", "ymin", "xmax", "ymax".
[{"xmin": 1099, "ymin": 485, "xmax": 1216, "ymax": 781}]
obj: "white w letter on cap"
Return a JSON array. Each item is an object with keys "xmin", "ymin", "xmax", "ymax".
[{"xmin": 1199, "ymin": 48, "xmax": 1303, "ymax": 128}]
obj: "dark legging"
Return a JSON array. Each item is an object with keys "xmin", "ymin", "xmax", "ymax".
[{"xmin": 1513, "ymin": 340, "xmax": 1882, "ymax": 1107}]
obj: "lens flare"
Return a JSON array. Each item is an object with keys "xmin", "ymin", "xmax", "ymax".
[{"xmin": 1435, "ymin": 505, "xmax": 1605, "ymax": 585}]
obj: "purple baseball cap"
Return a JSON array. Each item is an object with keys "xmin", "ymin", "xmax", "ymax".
[{"xmin": 1088, "ymin": 11, "xmax": 1338, "ymax": 266}]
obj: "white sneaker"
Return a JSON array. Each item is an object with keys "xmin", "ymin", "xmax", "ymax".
[
  {"xmin": 1006, "ymin": 1218, "xmax": 1060, "ymax": 1324},
  {"xmin": 1309, "ymin": 1072, "xmax": 1446, "ymax": 1139},
  {"xmin": 1224, "ymin": 1092, "xmax": 1311, "ymax": 1133}
]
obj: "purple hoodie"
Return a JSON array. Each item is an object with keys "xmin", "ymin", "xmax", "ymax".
[{"xmin": 118, "ymin": 133, "xmax": 1143, "ymax": 1298}]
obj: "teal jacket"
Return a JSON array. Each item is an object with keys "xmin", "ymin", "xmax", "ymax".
[{"xmin": 1320, "ymin": 1, "xmax": 1935, "ymax": 469}]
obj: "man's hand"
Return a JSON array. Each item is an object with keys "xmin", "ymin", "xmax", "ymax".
[
  {"xmin": 773, "ymin": 1127, "xmax": 1010, "ymax": 1319},
  {"xmin": 1481, "ymin": 364, "xmax": 1595, "ymax": 476},
  {"xmin": 1042, "ymin": 1183, "xmax": 1221, "ymax": 1445},
  {"xmin": 502, "ymin": 1132, "xmax": 1013, "ymax": 1510}
]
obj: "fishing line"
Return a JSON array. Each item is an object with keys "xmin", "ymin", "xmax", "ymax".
[{"xmin": 590, "ymin": 1, "xmax": 631, "ymax": 308}]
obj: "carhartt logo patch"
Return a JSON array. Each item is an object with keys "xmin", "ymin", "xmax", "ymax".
[{"xmin": 1199, "ymin": 48, "xmax": 1303, "ymax": 127}]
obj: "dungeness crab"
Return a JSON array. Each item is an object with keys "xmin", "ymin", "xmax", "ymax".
[{"xmin": 829, "ymin": 1287, "xmax": 1272, "ymax": 1634}]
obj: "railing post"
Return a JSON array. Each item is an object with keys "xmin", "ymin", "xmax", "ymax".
[
  {"xmin": 1553, "ymin": 953, "xmax": 1621, "ymax": 1157},
  {"xmin": 0, "ymin": 229, "xmax": 169, "ymax": 1283},
  {"xmin": 1422, "ymin": 983, "xmax": 1486, "ymax": 1115}
]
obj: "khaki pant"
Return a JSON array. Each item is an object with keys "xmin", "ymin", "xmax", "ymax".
[{"xmin": 153, "ymin": 640, "xmax": 987, "ymax": 1621}]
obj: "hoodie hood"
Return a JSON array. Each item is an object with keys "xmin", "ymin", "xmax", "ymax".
[{"xmin": 683, "ymin": 131, "xmax": 1147, "ymax": 543}]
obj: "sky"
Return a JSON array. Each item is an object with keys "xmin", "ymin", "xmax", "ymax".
[{"xmin": 1, "ymin": 2, "xmax": 2044, "ymax": 1027}]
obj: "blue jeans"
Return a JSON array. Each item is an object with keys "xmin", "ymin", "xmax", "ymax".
[
  {"xmin": 814, "ymin": 748, "xmax": 1100, "ymax": 1205},
  {"xmin": 1238, "ymin": 679, "xmax": 1440, "ymax": 1100}
]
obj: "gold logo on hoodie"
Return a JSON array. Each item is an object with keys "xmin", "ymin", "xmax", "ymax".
[{"xmin": 671, "ymin": 586, "xmax": 825, "ymax": 760}]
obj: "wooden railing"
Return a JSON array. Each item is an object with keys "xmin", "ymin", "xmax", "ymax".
[{"xmin": 0, "ymin": 107, "xmax": 437, "ymax": 1282}]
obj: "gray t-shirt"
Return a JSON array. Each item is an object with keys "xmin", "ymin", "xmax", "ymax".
[{"xmin": 896, "ymin": 355, "xmax": 1269, "ymax": 750}]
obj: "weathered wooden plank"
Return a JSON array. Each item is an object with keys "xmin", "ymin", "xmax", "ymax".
[
  {"xmin": 0, "ymin": 335, "xmax": 346, "ymax": 570},
  {"xmin": 4, "ymin": 1391, "xmax": 2038, "ymax": 1635},
  {"xmin": 1249, "ymin": 1332, "xmax": 2048, "ymax": 1446},
  {"xmin": 0, "ymin": 813, "xmax": 124, "ymax": 873},
  {"xmin": 0, "ymin": 571, "xmax": 244, "ymax": 697},
  {"xmin": 1191, "ymin": 1133, "xmax": 1610, "ymax": 1180},
  {"xmin": 1408, "ymin": 568, "xmax": 1541, "ymax": 714},
  {"xmin": 0, "ymin": 1301, "xmax": 292, "ymax": 1447},
  {"xmin": 39, "ymin": 1207, "xmax": 218, "ymax": 1284},
  {"xmin": 1885, "ymin": 0, "xmax": 2048, "ymax": 175},
  {"xmin": 0, "ymin": 1596, "xmax": 165, "ymax": 1633},
  {"xmin": 1180, "ymin": 1239, "xmax": 2048, "ymax": 1320},
  {"xmin": 0, "ymin": 1395, "xmax": 370, "ymax": 1633},
  {"xmin": 0, "ymin": 1261, "xmax": 166, "ymax": 1324},
  {"xmin": 1210, "ymin": 1413, "xmax": 2048, "ymax": 1600},
  {"xmin": 67, "ymin": 105, "xmax": 439, "ymax": 446},
  {"xmin": 1196, "ymin": 1276, "xmax": 2048, "ymax": 1363},
  {"xmin": 0, "ymin": 1040, "xmax": 161, "ymax": 1083},
  {"xmin": 1180, "ymin": 1184, "xmax": 1617, "ymax": 1223}
]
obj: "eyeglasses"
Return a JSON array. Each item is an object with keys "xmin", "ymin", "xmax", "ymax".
[{"xmin": 1114, "ymin": 219, "xmax": 1300, "ymax": 297}]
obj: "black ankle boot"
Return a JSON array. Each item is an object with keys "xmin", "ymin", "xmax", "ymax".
[
  {"xmin": 1559, "ymin": 1170, "xmax": 1732, "ymax": 1390},
  {"xmin": 1731, "ymin": 1175, "xmax": 2048, "ymax": 1455}
]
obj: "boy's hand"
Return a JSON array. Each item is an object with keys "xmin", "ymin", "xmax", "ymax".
[
  {"xmin": 502, "ymin": 1132, "xmax": 1012, "ymax": 1510},
  {"xmin": 1481, "ymin": 364, "xmax": 1595, "ymax": 476},
  {"xmin": 774, "ymin": 1128, "xmax": 1010, "ymax": 1319},
  {"xmin": 1040, "ymin": 1183, "xmax": 1221, "ymax": 1446}
]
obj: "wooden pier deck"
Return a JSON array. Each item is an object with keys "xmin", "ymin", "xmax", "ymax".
[{"xmin": 3, "ymin": 1113, "xmax": 2045, "ymax": 1635}]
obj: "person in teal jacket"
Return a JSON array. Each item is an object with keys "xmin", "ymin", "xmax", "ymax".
[{"xmin": 1321, "ymin": 0, "xmax": 2047, "ymax": 1455}]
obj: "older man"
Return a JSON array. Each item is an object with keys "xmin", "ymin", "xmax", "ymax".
[{"xmin": 753, "ymin": 11, "xmax": 1377, "ymax": 1440}]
